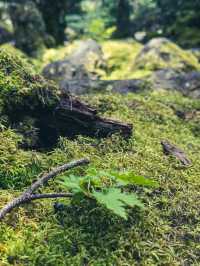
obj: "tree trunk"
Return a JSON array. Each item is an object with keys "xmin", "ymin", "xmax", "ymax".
[{"xmin": 115, "ymin": 0, "xmax": 131, "ymax": 38}]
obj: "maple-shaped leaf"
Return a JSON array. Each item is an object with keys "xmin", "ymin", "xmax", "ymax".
[
  {"xmin": 92, "ymin": 188, "xmax": 144, "ymax": 220},
  {"xmin": 111, "ymin": 171, "xmax": 158, "ymax": 187}
]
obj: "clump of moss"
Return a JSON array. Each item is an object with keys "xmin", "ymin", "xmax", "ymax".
[
  {"xmin": 0, "ymin": 48, "xmax": 59, "ymax": 115},
  {"xmin": 1, "ymin": 88, "xmax": 200, "ymax": 265},
  {"xmin": 101, "ymin": 39, "xmax": 143, "ymax": 79},
  {"xmin": 133, "ymin": 38, "xmax": 200, "ymax": 72},
  {"xmin": 0, "ymin": 43, "xmax": 200, "ymax": 265},
  {"xmin": 40, "ymin": 41, "xmax": 80, "ymax": 70},
  {"xmin": 0, "ymin": 129, "xmax": 45, "ymax": 189}
]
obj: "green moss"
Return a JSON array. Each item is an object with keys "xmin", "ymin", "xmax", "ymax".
[
  {"xmin": 0, "ymin": 129, "xmax": 45, "ymax": 189},
  {"xmin": 102, "ymin": 39, "xmax": 143, "ymax": 79},
  {"xmin": 133, "ymin": 38, "xmax": 200, "ymax": 72},
  {"xmin": 0, "ymin": 49, "xmax": 59, "ymax": 116},
  {"xmin": 0, "ymin": 44, "xmax": 43, "ymax": 73},
  {"xmin": 0, "ymin": 42, "xmax": 200, "ymax": 265},
  {"xmin": 0, "ymin": 88, "xmax": 200, "ymax": 265}
]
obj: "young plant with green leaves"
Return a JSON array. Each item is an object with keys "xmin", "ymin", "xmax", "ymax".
[{"xmin": 59, "ymin": 168, "xmax": 158, "ymax": 220}]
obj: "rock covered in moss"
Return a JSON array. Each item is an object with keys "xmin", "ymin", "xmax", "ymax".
[
  {"xmin": 0, "ymin": 48, "xmax": 58, "ymax": 112},
  {"xmin": 102, "ymin": 40, "xmax": 143, "ymax": 79},
  {"xmin": 42, "ymin": 39, "xmax": 106, "ymax": 84},
  {"xmin": 151, "ymin": 68, "xmax": 200, "ymax": 98},
  {"xmin": 133, "ymin": 38, "xmax": 200, "ymax": 72},
  {"xmin": 0, "ymin": 48, "xmax": 60, "ymax": 147}
]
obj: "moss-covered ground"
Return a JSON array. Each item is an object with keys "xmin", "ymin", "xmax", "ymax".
[{"xmin": 0, "ymin": 40, "xmax": 200, "ymax": 265}]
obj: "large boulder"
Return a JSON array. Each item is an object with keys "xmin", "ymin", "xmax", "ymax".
[
  {"xmin": 133, "ymin": 38, "xmax": 200, "ymax": 72},
  {"xmin": 151, "ymin": 68, "xmax": 200, "ymax": 98},
  {"xmin": 42, "ymin": 39, "xmax": 106, "ymax": 85}
]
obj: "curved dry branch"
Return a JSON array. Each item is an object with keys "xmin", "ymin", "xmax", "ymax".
[{"xmin": 0, "ymin": 158, "xmax": 89, "ymax": 221}]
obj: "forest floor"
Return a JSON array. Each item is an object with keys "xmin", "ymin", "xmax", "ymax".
[{"xmin": 0, "ymin": 39, "xmax": 200, "ymax": 266}]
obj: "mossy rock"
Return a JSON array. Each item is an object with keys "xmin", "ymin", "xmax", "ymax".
[
  {"xmin": 133, "ymin": 38, "xmax": 200, "ymax": 72},
  {"xmin": 151, "ymin": 69, "xmax": 200, "ymax": 98},
  {"xmin": 0, "ymin": 48, "xmax": 61, "ymax": 149},
  {"xmin": 0, "ymin": 48, "xmax": 131, "ymax": 150},
  {"xmin": 42, "ymin": 39, "xmax": 107, "ymax": 83},
  {"xmin": 101, "ymin": 39, "xmax": 144, "ymax": 79}
]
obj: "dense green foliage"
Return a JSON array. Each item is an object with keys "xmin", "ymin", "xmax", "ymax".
[{"xmin": 1, "ymin": 0, "xmax": 200, "ymax": 56}]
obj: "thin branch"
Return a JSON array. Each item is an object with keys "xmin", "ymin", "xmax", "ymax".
[
  {"xmin": 26, "ymin": 158, "xmax": 89, "ymax": 194},
  {"xmin": 29, "ymin": 193, "xmax": 73, "ymax": 200},
  {"xmin": 0, "ymin": 158, "xmax": 89, "ymax": 221}
]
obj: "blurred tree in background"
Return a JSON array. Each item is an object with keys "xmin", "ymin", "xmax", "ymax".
[
  {"xmin": 8, "ymin": 0, "xmax": 46, "ymax": 57},
  {"xmin": 36, "ymin": 0, "xmax": 82, "ymax": 45},
  {"xmin": 115, "ymin": 0, "xmax": 132, "ymax": 38},
  {"xmin": 0, "ymin": 0, "xmax": 200, "ymax": 56},
  {"xmin": 156, "ymin": 0, "xmax": 200, "ymax": 47}
]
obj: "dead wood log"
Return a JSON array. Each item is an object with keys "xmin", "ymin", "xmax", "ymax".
[
  {"xmin": 55, "ymin": 94, "xmax": 132, "ymax": 139},
  {"xmin": 5, "ymin": 78, "xmax": 133, "ymax": 149},
  {"xmin": 1, "ymin": 50, "xmax": 133, "ymax": 149},
  {"xmin": 161, "ymin": 140, "xmax": 191, "ymax": 166},
  {"xmin": 0, "ymin": 158, "xmax": 89, "ymax": 221}
]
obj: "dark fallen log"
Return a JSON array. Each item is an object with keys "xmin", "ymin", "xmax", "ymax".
[
  {"xmin": 161, "ymin": 140, "xmax": 191, "ymax": 166},
  {"xmin": 55, "ymin": 93, "xmax": 132, "ymax": 139},
  {"xmin": 0, "ymin": 158, "xmax": 89, "ymax": 221},
  {"xmin": 60, "ymin": 78, "xmax": 148, "ymax": 95},
  {"xmin": 9, "ymin": 90, "xmax": 132, "ymax": 148},
  {"xmin": 0, "ymin": 50, "xmax": 133, "ymax": 149},
  {"xmin": 3, "ymin": 77, "xmax": 132, "ymax": 149}
]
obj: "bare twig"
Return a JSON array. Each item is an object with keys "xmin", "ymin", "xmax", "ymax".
[
  {"xmin": 29, "ymin": 193, "xmax": 73, "ymax": 200},
  {"xmin": 0, "ymin": 158, "xmax": 89, "ymax": 221}
]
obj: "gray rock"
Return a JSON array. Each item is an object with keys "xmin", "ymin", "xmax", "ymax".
[
  {"xmin": 151, "ymin": 68, "xmax": 200, "ymax": 98},
  {"xmin": 42, "ymin": 39, "xmax": 106, "ymax": 84},
  {"xmin": 42, "ymin": 61, "xmax": 90, "ymax": 83},
  {"xmin": 133, "ymin": 37, "xmax": 199, "ymax": 72},
  {"xmin": 60, "ymin": 79, "xmax": 148, "ymax": 95}
]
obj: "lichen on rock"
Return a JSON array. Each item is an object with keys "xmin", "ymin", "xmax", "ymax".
[{"xmin": 133, "ymin": 38, "xmax": 200, "ymax": 72}]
